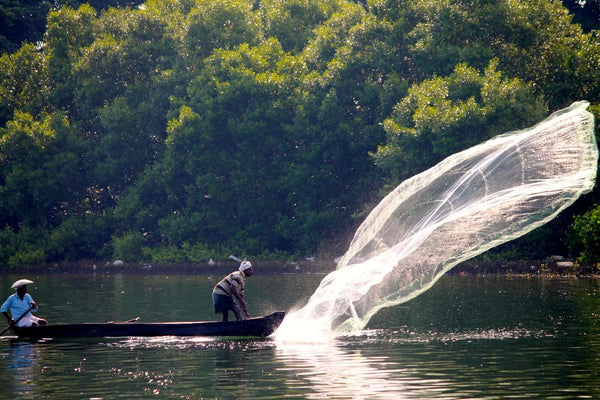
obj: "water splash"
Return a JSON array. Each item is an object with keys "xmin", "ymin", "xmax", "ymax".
[{"xmin": 276, "ymin": 101, "xmax": 598, "ymax": 342}]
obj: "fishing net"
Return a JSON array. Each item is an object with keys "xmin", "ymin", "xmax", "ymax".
[{"xmin": 276, "ymin": 101, "xmax": 598, "ymax": 339}]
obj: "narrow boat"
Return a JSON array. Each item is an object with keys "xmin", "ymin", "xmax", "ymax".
[{"xmin": 11, "ymin": 312, "xmax": 285, "ymax": 339}]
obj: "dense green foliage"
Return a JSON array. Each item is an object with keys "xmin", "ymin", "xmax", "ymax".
[
  {"xmin": 0, "ymin": 0, "xmax": 142, "ymax": 53},
  {"xmin": 1, "ymin": 0, "xmax": 600, "ymax": 268}
]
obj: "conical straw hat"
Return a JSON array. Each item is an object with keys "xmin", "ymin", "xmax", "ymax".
[{"xmin": 11, "ymin": 279, "xmax": 34, "ymax": 289}]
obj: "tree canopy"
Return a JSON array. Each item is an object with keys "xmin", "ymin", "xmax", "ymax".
[{"xmin": 1, "ymin": 0, "xmax": 600, "ymax": 267}]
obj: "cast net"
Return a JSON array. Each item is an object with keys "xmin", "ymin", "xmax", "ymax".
[{"xmin": 276, "ymin": 101, "xmax": 598, "ymax": 340}]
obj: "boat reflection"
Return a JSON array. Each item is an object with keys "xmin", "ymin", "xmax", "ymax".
[{"xmin": 5, "ymin": 340, "xmax": 39, "ymax": 396}]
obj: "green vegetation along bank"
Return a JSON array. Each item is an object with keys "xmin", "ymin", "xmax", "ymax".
[{"xmin": 2, "ymin": 0, "xmax": 600, "ymax": 270}]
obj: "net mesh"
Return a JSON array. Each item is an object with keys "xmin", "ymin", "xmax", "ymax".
[{"xmin": 276, "ymin": 101, "xmax": 598, "ymax": 340}]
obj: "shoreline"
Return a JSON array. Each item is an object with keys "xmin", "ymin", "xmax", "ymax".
[
  {"xmin": 1, "ymin": 258, "xmax": 598, "ymax": 278},
  {"xmin": 448, "ymin": 259, "xmax": 600, "ymax": 279}
]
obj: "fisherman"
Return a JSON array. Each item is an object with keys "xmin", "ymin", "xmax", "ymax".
[
  {"xmin": 212, "ymin": 260, "xmax": 253, "ymax": 321},
  {"xmin": 1, "ymin": 279, "xmax": 47, "ymax": 328}
]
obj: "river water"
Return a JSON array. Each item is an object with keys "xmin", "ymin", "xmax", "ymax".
[{"xmin": 0, "ymin": 272, "xmax": 598, "ymax": 399}]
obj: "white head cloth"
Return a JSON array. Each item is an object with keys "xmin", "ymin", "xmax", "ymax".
[{"xmin": 239, "ymin": 260, "xmax": 252, "ymax": 272}]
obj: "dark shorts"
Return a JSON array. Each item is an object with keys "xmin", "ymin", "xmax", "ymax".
[{"xmin": 213, "ymin": 293, "xmax": 234, "ymax": 314}]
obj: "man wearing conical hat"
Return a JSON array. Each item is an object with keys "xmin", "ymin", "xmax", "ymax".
[{"xmin": 1, "ymin": 279, "xmax": 47, "ymax": 328}]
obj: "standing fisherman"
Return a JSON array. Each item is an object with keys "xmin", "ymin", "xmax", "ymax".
[
  {"xmin": 1, "ymin": 279, "xmax": 47, "ymax": 328},
  {"xmin": 212, "ymin": 260, "xmax": 253, "ymax": 321}
]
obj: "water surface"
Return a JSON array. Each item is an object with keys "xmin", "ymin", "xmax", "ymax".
[{"xmin": 0, "ymin": 273, "xmax": 598, "ymax": 399}]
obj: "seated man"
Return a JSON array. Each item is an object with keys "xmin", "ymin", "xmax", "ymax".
[
  {"xmin": 1, "ymin": 279, "xmax": 47, "ymax": 327},
  {"xmin": 212, "ymin": 260, "xmax": 253, "ymax": 321}
]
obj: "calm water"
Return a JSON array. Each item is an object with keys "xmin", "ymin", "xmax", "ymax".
[{"xmin": 0, "ymin": 272, "xmax": 598, "ymax": 399}]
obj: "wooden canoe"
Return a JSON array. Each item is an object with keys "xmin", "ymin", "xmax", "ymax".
[{"xmin": 11, "ymin": 312, "xmax": 285, "ymax": 338}]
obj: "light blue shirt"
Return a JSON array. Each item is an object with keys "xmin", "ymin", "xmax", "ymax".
[{"xmin": 1, "ymin": 293, "xmax": 36, "ymax": 319}]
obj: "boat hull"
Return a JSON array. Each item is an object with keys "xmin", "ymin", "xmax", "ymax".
[{"xmin": 12, "ymin": 312, "xmax": 285, "ymax": 338}]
